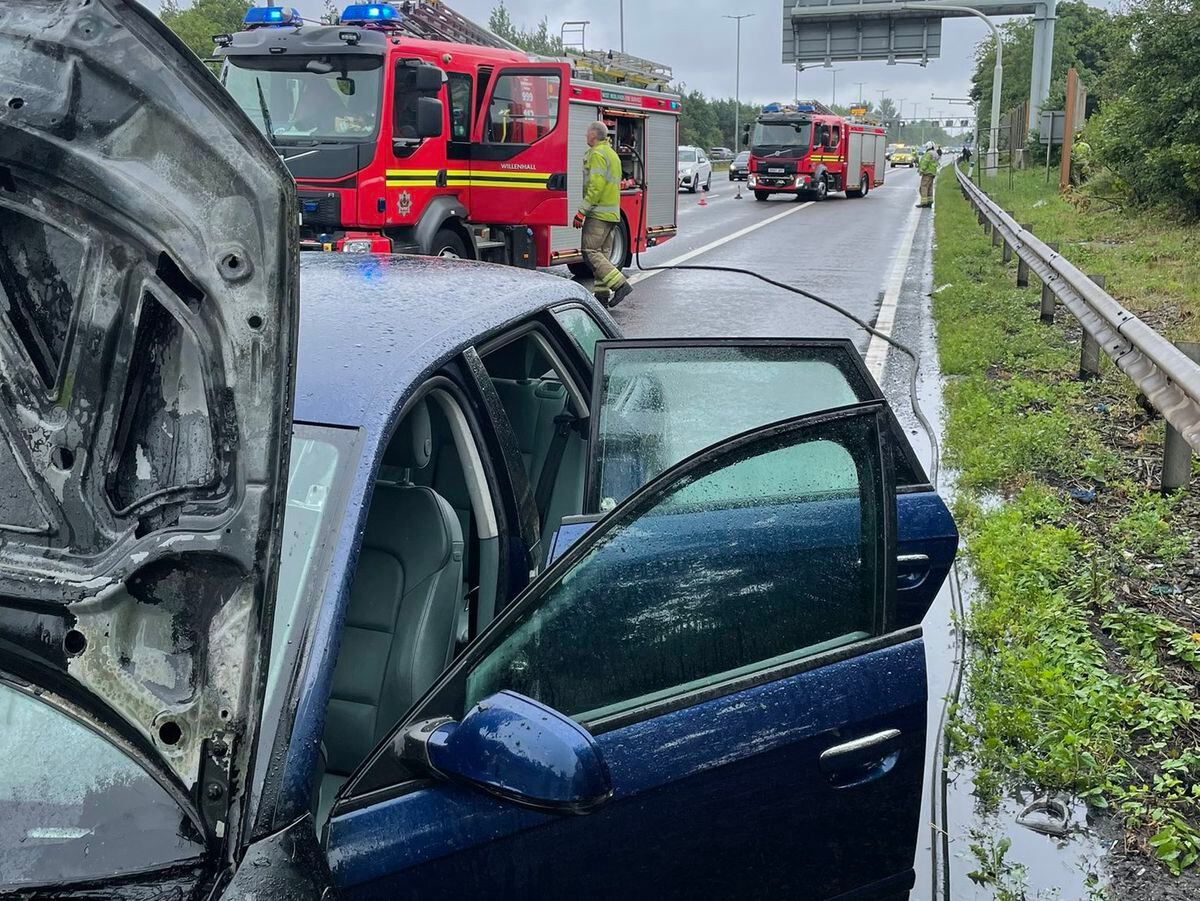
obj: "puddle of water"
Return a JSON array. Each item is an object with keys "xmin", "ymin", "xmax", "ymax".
[{"xmin": 942, "ymin": 764, "xmax": 1111, "ymax": 899}]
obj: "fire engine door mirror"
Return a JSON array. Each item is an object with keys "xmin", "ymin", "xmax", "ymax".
[
  {"xmin": 415, "ymin": 96, "xmax": 444, "ymax": 139},
  {"xmin": 411, "ymin": 63, "xmax": 445, "ymax": 93},
  {"xmin": 741, "ymin": 123, "xmax": 750, "ymax": 147}
]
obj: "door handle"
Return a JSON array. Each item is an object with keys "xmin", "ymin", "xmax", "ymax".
[
  {"xmin": 896, "ymin": 552, "xmax": 931, "ymax": 590},
  {"xmin": 819, "ymin": 729, "xmax": 902, "ymax": 788},
  {"xmin": 546, "ymin": 172, "xmax": 568, "ymax": 191}
]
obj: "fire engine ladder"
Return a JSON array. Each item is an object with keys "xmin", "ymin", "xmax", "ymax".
[
  {"xmin": 566, "ymin": 49, "xmax": 673, "ymax": 91},
  {"xmin": 389, "ymin": 0, "xmax": 521, "ymax": 51}
]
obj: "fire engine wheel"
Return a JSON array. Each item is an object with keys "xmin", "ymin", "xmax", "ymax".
[
  {"xmin": 812, "ymin": 177, "xmax": 828, "ymax": 201},
  {"xmin": 847, "ymin": 174, "xmax": 870, "ymax": 198},
  {"xmin": 431, "ymin": 228, "xmax": 468, "ymax": 259},
  {"xmin": 754, "ymin": 190, "xmax": 769, "ymax": 202}
]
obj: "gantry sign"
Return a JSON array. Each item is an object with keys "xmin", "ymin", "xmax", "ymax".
[{"xmin": 782, "ymin": 0, "xmax": 1058, "ymax": 129}]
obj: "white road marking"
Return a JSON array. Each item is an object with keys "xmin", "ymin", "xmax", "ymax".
[
  {"xmin": 630, "ymin": 201, "xmax": 816, "ymax": 285},
  {"xmin": 864, "ymin": 204, "xmax": 922, "ymax": 380}
]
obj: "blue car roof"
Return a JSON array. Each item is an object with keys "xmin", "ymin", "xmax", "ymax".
[{"xmin": 293, "ymin": 254, "xmax": 601, "ymax": 430}]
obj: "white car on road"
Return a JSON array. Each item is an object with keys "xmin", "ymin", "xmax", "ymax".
[{"xmin": 678, "ymin": 146, "xmax": 712, "ymax": 193}]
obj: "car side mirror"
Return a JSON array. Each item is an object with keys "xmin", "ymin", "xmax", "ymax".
[
  {"xmin": 415, "ymin": 96, "xmax": 444, "ymax": 139},
  {"xmin": 403, "ymin": 691, "xmax": 612, "ymax": 813}
]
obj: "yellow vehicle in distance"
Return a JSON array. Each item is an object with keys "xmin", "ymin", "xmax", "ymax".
[{"xmin": 890, "ymin": 145, "xmax": 916, "ymax": 167}]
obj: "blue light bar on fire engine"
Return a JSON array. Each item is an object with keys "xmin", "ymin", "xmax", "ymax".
[
  {"xmin": 340, "ymin": 3, "xmax": 401, "ymax": 25},
  {"xmin": 243, "ymin": 6, "xmax": 302, "ymax": 27}
]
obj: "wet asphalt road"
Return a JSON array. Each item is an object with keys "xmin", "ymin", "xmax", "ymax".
[{"xmin": 610, "ymin": 164, "xmax": 925, "ymax": 347}]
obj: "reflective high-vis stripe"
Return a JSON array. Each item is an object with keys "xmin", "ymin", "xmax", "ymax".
[
  {"xmin": 579, "ymin": 142, "xmax": 621, "ymax": 223},
  {"xmin": 383, "ymin": 169, "xmax": 556, "ymax": 188}
]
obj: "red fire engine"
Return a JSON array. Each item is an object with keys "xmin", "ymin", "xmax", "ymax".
[
  {"xmin": 214, "ymin": 3, "xmax": 680, "ymax": 271},
  {"xmin": 744, "ymin": 102, "xmax": 886, "ymax": 202}
]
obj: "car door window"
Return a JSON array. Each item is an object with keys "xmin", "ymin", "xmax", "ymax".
[
  {"xmin": 587, "ymin": 339, "xmax": 874, "ymax": 511},
  {"xmin": 464, "ymin": 405, "xmax": 887, "ymax": 723},
  {"xmin": 552, "ymin": 306, "xmax": 610, "ymax": 365}
]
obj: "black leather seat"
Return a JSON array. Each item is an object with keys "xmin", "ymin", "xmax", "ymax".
[{"xmin": 318, "ymin": 399, "xmax": 464, "ymax": 821}]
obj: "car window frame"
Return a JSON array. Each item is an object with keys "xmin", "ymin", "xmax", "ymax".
[
  {"xmin": 329, "ymin": 401, "xmax": 902, "ymax": 819},
  {"xmin": 467, "ymin": 313, "xmax": 600, "ymax": 568},
  {"xmin": 582, "ymin": 336, "xmax": 932, "ymax": 514}
]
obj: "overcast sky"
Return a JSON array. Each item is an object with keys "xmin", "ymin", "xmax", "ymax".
[{"xmin": 144, "ymin": 0, "xmax": 1106, "ymax": 127}]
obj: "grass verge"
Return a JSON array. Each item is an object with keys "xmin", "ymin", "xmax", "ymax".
[
  {"xmin": 976, "ymin": 169, "xmax": 1200, "ymax": 343},
  {"xmin": 933, "ymin": 166, "xmax": 1200, "ymax": 878}
]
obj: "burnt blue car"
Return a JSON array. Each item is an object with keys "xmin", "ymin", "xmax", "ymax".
[{"xmin": 0, "ymin": 3, "xmax": 955, "ymax": 900}]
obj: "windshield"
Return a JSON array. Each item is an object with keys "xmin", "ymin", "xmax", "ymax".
[
  {"xmin": 0, "ymin": 678, "xmax": 204, "ymax": 887},
  {"xmin": 735, "ymin": 151, "xmax": 750, "ymax": 163},
  {"xmin": 265, "ymin": 424, "xmax": 360, "ymax": 706},
  {"xmin": 678, "ymin": 149, "xmax": 697, "ymax": 162},
  {"xmin": 222, "ymin": 56, "xmax": 383, "ymax": 144},
  {"xmin": 752, "ymin": 121, "xmax": 812, "ymax": 149}
]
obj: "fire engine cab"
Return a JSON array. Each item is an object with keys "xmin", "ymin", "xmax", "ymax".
[
  {"xmin": 744, "ymin": 102, "xmax": 886, "ymax": 202},
  {"xmin": 214, "ymin": 3, "xmax": 681, "ymax": 272}
]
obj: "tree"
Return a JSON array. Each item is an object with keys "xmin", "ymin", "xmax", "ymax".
[
  {"xmin": 160, "ymin": 0, "xmax": 253, "ymax": 61},
  {"xmin": 488, "ymin": 2, "xmax": 565, "ymax": 56},
  {"xmin": 969, "ymin": 1, "xmax": 1130, "ymax": 134},
  {"xmin": 321, "ymin": 0, "xmax": 341, "ymax": 25},
  {"xmin": 877, "ymin": 97, "xmax": 897, "ymax": 122},
  {"xmin": 1088, "ymin": 0, "xmax": 1200, "ymax": 216}
]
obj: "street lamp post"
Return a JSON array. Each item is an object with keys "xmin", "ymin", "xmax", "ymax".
[
  {"xmin": 855, "ymin": 81, "xmax": 866, "ymax": 107},
  {"xmin": 619, "ymin": 0, "xmax": 624, "ymax": 52},
  {"xmin": 828, "ymin": 67, "xmax": 843, "ymax": 107},
  {"xmin": 897, "ymin": 2, "xmax": 1003, "ymax": 177},
  {"xmin": 724, "ymin": 13, "xmax": 754, "ymax": 199}
]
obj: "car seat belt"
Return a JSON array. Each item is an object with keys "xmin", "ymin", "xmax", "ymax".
[{"xmin": 535, "ymin": 408, "xmax": 577, "ymax": 529}]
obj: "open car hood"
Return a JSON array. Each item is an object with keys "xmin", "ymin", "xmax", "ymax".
[{"xmin": 0, "ymin": 0, "xmax": 296, "ymax": 841}]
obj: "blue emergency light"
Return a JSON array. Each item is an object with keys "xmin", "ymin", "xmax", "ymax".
[
  {"xmin": 340, "ymin": 3, "xmax": 401, "ymax": 25},
  {"xmin": 243, "ymin": 6, "xmax": 301, "ymax": 27}
]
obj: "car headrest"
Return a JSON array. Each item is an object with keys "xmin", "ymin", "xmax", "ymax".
[
  {"xmin": 485, "ymin": 338, "xmax": 546, "ymax": 380},
  {"xmin": 385, "ymin": 398, "xmax": 432, "ymax": 470}
]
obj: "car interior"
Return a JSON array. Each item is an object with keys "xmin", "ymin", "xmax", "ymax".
[
  {"xmin": 314, "ymin": 329, "xmax": 590, "ymax": 826},
  {"xmin": 480, "ymin": 330, "xmax": 590, "ymax": 559},
  {"xmin": 316, "ymin": 387, "xmax": 499, "ymax": 825}
]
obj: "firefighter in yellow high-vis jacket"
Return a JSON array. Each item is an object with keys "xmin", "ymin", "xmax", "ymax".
[{"xmin": 573, "ymin": 121, "xmax": 631, "ymax": 308}]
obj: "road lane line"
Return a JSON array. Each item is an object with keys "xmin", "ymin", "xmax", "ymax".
[
  {"xmin": 629, "ymin": 201, "xmax": 816, "ymax": 285},
  {"xmin": 865, "ymin": 205, "xmax": 922, "ymax": 380}
]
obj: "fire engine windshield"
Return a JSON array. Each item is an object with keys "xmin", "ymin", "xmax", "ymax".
[
  {"xmin": 751, "ymin": 121, "xmax": 813, "ymax": 150},
  {"xmin": 222, "ymin": 56, "xmax": 383, "ymax": 144}
]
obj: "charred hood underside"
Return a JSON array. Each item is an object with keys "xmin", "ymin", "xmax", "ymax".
[{"xmin": 0, "ymin": 0, "xmax": 297, "ymax": 844}]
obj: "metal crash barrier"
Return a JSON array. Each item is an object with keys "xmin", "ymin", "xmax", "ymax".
[{"xmin": 954, "ymin": 163, "xmax": 1200, "ymax": 491}]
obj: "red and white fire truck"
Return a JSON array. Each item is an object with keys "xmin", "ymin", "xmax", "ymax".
[
  {"xmin": 214, "ymin": 2, "xmax": 680, "ymax": 271},
  {"xmin": 745, "ymin": 102, "xmax": 886, "ymax": 202}
]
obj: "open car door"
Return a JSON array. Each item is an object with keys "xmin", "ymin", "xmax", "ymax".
[
  {"xmin": 0, "ymin": 0, "xmax": 295, "ymax": 891},
  {"xmin": 324, "ymin": 399, "xmax": 928, "ymax": 900},
  {"xmin": 469, "ymin": 64, "xmax": 570, "ymax": 226}
]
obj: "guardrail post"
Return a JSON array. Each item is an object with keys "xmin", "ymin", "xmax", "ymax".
[
  {"xmin": 1079, "ymin": 274, "xmax": 1105, "ymax": 379},
  {"xmin": 1003, "ymin": 238, "xmax": 1013, "ymax": 264},
  {"xmin": 992, "ymin": 226, "xmax": 1003, "ymax": 248},
  {"xmin": 1040, "ymin": 242, "xmax": 1059, "ymax": 322},
  {"xmin": 1016, "ymin": 225, "xmax": 1032, "ymax": 286},
  {"xmin": 1162, "ymin": 341, "xmax": 1200, "ymax": 492}
]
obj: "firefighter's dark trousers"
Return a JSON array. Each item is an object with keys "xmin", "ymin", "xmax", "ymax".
[
  {"xmin": 581, "ymin": 217, "xmax": 628, "ymax": 293},
  {"xmin": 918, "ymin": 174, "xmax": 935, "ymax": 206}
]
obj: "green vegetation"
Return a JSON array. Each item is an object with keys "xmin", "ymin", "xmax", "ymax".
[
  {"xmin": 983, "ymin": 169, "xmax": 1200, "ymax": 343},
  {"xmin": 971, "ymin": 0, "xmax": 1200, "ymax": 218},
  {"xmin": 160, "ymin": 0, "xmax": 251, "ymax": 61},
  {"xmin": 933, "ymin": 168, "xmax": 1200, "ymax": 875}
]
